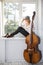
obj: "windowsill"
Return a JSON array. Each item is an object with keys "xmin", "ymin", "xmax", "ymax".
[
  {"xmin": 0, "ymin": 37, "xmax": 25, "ymax": 39},
  {"xmin": 1, "ymin": 33, "xmax": 25, "ymax": 39}
]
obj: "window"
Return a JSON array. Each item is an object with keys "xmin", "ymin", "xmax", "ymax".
[
  {"xmin": 22, "ymin": 4, "xmax": 35, "ymax": 20},
  {"xmin": 3, "ymin": 3, "xmax": 19, "ymax": 35},
  {"xmin": 1, "ymin": 2, "xmax": 36, "ymax": 37}
]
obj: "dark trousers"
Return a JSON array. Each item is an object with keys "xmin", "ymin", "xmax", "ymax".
[{"xmin": 10, "ymin": 27, "xmax": 29, "ymax": 37}]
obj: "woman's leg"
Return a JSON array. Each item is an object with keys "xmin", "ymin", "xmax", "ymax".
[{"xmin": 9, "ymin": 27, "xmax": 29, "ymax": 37}]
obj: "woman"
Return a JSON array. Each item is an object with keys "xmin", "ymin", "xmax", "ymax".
[{"xmin": 4, "ymin": 16, "xmax": 31, "ymax": 38}]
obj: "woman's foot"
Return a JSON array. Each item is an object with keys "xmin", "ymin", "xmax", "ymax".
[
  {"xmin": 7, "ymin": 35, "xmax": 14, "ymax": 38},
  {"xmin": 3, "ymin": 33, "xmax": 9, "ymax": 37},
  {"xmin": 3, "ymin": 33, "xmax": 14, "ymax": 38}
]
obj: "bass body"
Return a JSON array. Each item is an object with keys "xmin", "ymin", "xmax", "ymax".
[{"xmin": 23, "ymin": 33, "xmax": 41, "ymax": 64}]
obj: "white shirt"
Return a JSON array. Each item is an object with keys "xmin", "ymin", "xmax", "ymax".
[{"xmin": 19, "ymin": 20, "xmax": 31, "ymax": 34}]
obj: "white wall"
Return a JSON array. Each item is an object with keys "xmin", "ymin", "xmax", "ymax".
[
  {"xmin": 41, "ymin": 0, "xmax": 43, "ymax": 36},
  {"xmin": 40, "ymin": 0, "xmax": 43, "ymax": 62},
  {"xmin": 0, "ymin": 39, "xmax": 5, "ymax": 62},
  {"xmin": 5, "ymin": 38, "xmax": 26, "ymax": 62},
  {"xmin": 0, "ymin": 38, "xmax": 27, "ymax": 62}
]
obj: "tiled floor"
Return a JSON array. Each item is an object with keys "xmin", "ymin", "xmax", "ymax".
[{"xmin": 0, "ymin": 62, "xmax": 43, "ymax": 65}]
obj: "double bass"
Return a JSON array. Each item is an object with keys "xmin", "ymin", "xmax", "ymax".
[{"xmin": 23, "ymin": 11, "xmax": 41, "ymax": 64}]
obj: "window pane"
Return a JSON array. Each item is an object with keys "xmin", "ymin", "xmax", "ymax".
[
  {"xmin": 22, "ymin": 4, "xmax": 35, "ymax": 20},
  {"xmin": 3, "ymin": 3, "xmax": 19, "ymax": 34}
]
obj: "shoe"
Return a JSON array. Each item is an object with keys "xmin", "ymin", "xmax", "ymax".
[
  {"xmin": 3, "ymin": 33, "xmax": 14, "ymax": 38},
  {"xmin": 3, "ymin": 33, "xmax": 9, "ymax": 38}
]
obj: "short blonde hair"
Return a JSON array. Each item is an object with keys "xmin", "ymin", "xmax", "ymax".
[{"xmin": 22, "ymin": 16, "xmax": 30, "ymax": 23}]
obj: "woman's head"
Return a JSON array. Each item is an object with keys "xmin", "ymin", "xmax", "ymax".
[{"xmin": 22, "ymin": 16, "xmax": 30, "ymax": 24}]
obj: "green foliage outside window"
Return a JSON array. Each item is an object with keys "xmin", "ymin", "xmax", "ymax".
[
  {"xmin": 4, "ymin": 20, "xmax": 18, "ymax": 34},
  {"xmin": 4, "ymin": 3, "xmax": 19, "ymax": 34}
]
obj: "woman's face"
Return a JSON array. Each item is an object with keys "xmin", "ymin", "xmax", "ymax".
[{"xmin": 23, "ymin": 19, "xmax": 30, "ymax": 25}]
